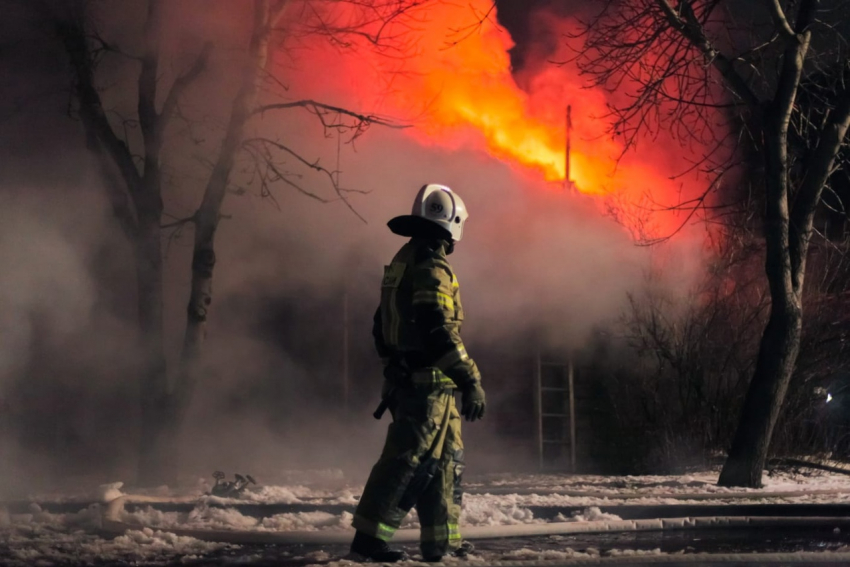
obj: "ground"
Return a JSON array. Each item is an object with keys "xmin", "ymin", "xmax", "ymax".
[{"xmin": 6, "ymin": 467, "xmax": 850, "ymax": 565}]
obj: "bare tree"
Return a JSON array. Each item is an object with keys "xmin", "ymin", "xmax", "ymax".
[
  {"xmin": 573, "ymin": 0, "xmax": 850, "ymax": 486},
  {"xmin": 48, "ymin": 0, "xmax": 414, "ymax": 484},
  {"xmin": 54, "ymin": 0, "xmax": 210, "ymax": 484},
  {"xmin": 174, "ymin": 1, "xmax": 409, "ymax": 434},
  {"xmin": 610, "ymin": 225, "xmax": 767, "ymax": 469}
]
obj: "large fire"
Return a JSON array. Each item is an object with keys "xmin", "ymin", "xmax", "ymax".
[{"xmin": 274, "ymin": 0, "xmax": 713, "ymax": 232}]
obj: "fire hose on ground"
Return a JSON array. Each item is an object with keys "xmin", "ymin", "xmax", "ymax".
[
  {"xmin": 99, "ymin": 494, "xmax": 850, "ymax": 545},
  {"xmin": 100, "ymin": 496, "xmax": 850, "ymax": 565},
  {"xmin": 10, "ymin": 486, "xmax": 850, "ymax": 564}
]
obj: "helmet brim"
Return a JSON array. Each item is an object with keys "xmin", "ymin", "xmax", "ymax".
[{"xmin": 388, "ymin": 215, "xmax": 453, "ymax": 241}]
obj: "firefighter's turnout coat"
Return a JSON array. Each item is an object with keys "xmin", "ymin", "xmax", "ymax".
[{"xmin": 352, "ymin": 237, "xmax": 481, "ymax": 557}]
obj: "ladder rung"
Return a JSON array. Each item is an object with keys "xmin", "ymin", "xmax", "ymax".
[
  {"xmin": 541, "ymin": 387, "xmax": 568, "ymax": 392},
  {"xmin": 542, "ymin": 439, "xmax": 570, "ymax": 444},
  {"xmin": 542, "ymin": 413, "xmax": 569, "ymax": 418}
]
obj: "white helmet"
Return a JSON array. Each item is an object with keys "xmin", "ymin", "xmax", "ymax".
[{"xmin": 410, "ymin": 184, "xmax": 469, "ymax": 242}]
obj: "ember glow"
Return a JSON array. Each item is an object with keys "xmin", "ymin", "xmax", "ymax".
[{"xmin": 277, "ymin": 1, "xmax": 712, "ymax": 221}]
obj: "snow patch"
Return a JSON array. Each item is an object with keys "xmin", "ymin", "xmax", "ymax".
[
  {"xmin": 122, "ymin": 505, "xmax": 358, "ymax": 533},
  {"xmin": 604, "ymin": 547, "xmax": 664, "ymax": 556},
  {"xmin": 2, "ymin": 510, "xmax": 233, "ymax": 566},
  {"xmin": 188, "ymin": 506, "xmax": 260, "ymax": 530},
  {"xmin": 499, "ymin": 547, "xmax": 600, "ymax": 560},
  {"xmin": 260, "ymin": 511, "xmax": 353, "ymax": 531},
  {"xmin": 472, "ymin": 468, "xmax": 850, "ymax": 498},
  {"xmin": 11, "ymin": 504, "xmax": 103, "ymax": 530},
  {"xmin": 460, "ymin": 496, "xmax": 542, "ymax": 526},
  {"xmin": 239, "ymin": 484, "xmax": 359, "ymax": 505},
  {"xmin": 12, "ymin": 466, "xmax": 850, "ymax": 566},
  {"xmin": 557, "ymin": 506, "xmax": 623, "ymax": 522}
]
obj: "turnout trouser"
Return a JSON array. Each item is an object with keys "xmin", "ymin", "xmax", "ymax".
[{"xmin": 353, "ymin": 369, "xmax": 465, "ymax": 558}]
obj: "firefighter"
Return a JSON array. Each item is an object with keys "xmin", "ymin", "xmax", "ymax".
[{"xmin": 350, "ymin": 184, "xmax": 487, "ymax": 563}]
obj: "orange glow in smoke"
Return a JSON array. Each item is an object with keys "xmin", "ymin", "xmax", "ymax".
[
  {"xmin": 276, "ymin": 1, "xmax": 707, "ymax": 225},
  {"xmin": 383, "ymin": 3, "xmax": 601, "ymax": 189},
  {"xmin": 366, "ymin": 1, "xmax": 690, "ymax": 201}
]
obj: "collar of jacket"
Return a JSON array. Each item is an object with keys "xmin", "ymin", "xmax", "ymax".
[{"xmin": 410, "ymin": 237, "xmax": 454, "ymax": 256}]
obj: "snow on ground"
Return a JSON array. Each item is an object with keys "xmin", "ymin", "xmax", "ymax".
[
  {"xmin": 97, "ymin": 467, "xmax": 850, "ymax": 533},
  {"xmin": 156, "ymin": 467, "xmax": 850, "ymax": 513},
  {"xmin": 493, "ymin": 546, "xmax": 663, "ymax": 560},
  {"xmin": 11, "ymin": 467, "xmax": 850, "ymax": 537},
  {"xmin": 118, "ymin": 498, "xmax": 555, "ymax": 531},
  {"xmin": 119, "ymin": 505, "xmax": 358, "ymax": 532},
  {"xmin": 188, "ymin": 466, "xmax": 850, "ymax": 506},
  {"xmin": 0, "ymin": 507, "xmax": 235, "ymax": 566},
  {"xmin": 292, "ymin": 547, "xmax": 670, "ymax": 567},
  {"xmin": 208, "ymin": 484, "xmax": 361, "ymax": 506},
  {"xmin": 498, "ymin": 547, "xmax": 601, "ymax": 561},
  {"xmin": 466, "ymin": 488, "xmax": 850, "ymax": 508},
  {"xmin": 117, "ymin": 501, "xmax": 626, "ymax": 533},
  {"xmin": 5, "ymin": 503, "xmax": 103, "ymax": 530},
  {"xmin": 459, "ymin": 496, "xmax": 544, "ymax": 526},
  {"xmin": 30, "ymin": 466, "xmax": 850, "ymax": 506},
  {"xmin": 117, "ymin": 500, "xmax": 624, "ymax": 532},
  {"xmin": 556, "ymin": 507, "xmax": 623, "ymax": 523},
  {"xmin": 468, "ymin": 466, "xmax": 850, "ymax": 495},
  {"xmin": 20, "ymin": 469, "xmax": 356, "ymax": 505},
  {"xmin": 7, "ymin": 467, "xmax": 850, "ymax": 565}
]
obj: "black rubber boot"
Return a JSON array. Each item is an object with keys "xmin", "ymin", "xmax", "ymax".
[
  {"xmin": 423, "ymin": 540, "xmax": 474, "ymax": 562},
  {"xmin": 350, "ymin": 531, "xmax": 408, "ymax": 562},
  {"xmin": 453, "ymin": 540, "xmax": 474, "ymax": 557}
]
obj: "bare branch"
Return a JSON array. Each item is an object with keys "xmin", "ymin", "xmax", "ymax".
[
  {"xmin": 443, "ymin": 2, "xmax": 497, "ymax": 49},
  {"xmin": 87, "ymin": 32, "xmax": 144, "ymax": 62},
  {"xmin": 243, "ymin": 136, "xmax": 368, "ymax": 222},
  {"xmin": 137, "ymin": 0, "xmax": 162, "ymax": 170},
  {"xmin": 284, "ymin": 0, "xmax": 430, "ymax": 54},
  {"xmin": 159, "ymin": 42, "xmax": 212, "ymax": 133},
  {"xmin": 766, "ymin": 0, "xmax": 796, "ymax": 38},
  {"xmin": 794, "ymin": 0, "xmax": 819, "ymax": 33},
  {"xmin": 55, "ymin": 13, "xmax": 142, "ymax": 191},
  {"xmin": 789, "ymin": 76, "xmax": 850, "ymax": 293},
  {"xmin": 654, "ymin": 0, "xmax": 761, "ymax": 106},
  {"xmin": 253, "ymin": 98, "xmax": 405, "ymax": 129},
  {"xmin": 160, "ymin": 215, "xmax": 196, "ymax": 229},
  {"xmin": 92, "ymin": 137, "xmax": 139, "ymax": 239}
]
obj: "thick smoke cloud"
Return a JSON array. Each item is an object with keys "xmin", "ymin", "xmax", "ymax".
[
  {"xmin": 0, "ymin": 182, "xmax": 145, "ymax": 494},
  {"xmin": 0, "ymin": 0, "xmax": 706, "ymax": 492}
]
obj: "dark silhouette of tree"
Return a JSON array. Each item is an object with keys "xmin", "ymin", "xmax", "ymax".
[
  {"xmin": 572, "ymin": 0, "xmax": 850, "ymax": 487},
  {"xmin": 45, "ymin": 0, "xmax": 412, "ymax": 484}
]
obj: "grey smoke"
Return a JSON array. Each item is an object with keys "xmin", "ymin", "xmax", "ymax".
[{"xmin": 0, "ymin": 0, "xmax": 706, "ymax": 494}]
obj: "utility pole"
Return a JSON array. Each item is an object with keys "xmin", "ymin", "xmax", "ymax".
[
  {"xmin": 534, "ymin": 348, "xmax": 543, "ymax": 470},
  {"xmin": 337, "ymin": 130, "xmax": 350, "ymax": 414},
  {"xmin": 568, "ymin": 358, "xmax": 576, "ymax": 473},
  {"xmin": 342, "ymin": 287, "xmax": 350, "ymax": 413},
  {"xmin": 565, "ymin": 105, "xmax": 575, "ymax": 193}
]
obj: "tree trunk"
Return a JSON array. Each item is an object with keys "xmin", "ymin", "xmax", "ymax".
[
  {"xmin": 717, "ymin": 296, "xmax": 802, "ymax": 486},
  {"xmin": 718, "ymin": 99, "xmax": 801, "ymax": 487},
  {"xmin": 172, "ymin": 0, "xmax": 274, "ymax": 426},
  {"xmin": 58, "ymin": 0, "xmax": 220, "ymax": 486},
  {"xmin": 134, "ymin": 213, "xmax": 172, "ymax": 486},
  {"xmin": 717, "ymin": 91, "xmax": 850, "ymax": 488}
]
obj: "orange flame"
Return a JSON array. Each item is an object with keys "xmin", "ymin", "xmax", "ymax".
[{"xmin": 275, "ymin": 1, "xmax": 714, "ymax": 231}]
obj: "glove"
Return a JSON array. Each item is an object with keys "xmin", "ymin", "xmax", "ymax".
[{"xmin": 460, "ymin": 380, "xmax": 486, "ymax": 422}]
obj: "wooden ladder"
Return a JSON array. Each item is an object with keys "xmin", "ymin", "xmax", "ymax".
[{"xmin": 534, "ymin": 353, "xmax": 576, "ymax": 472}]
